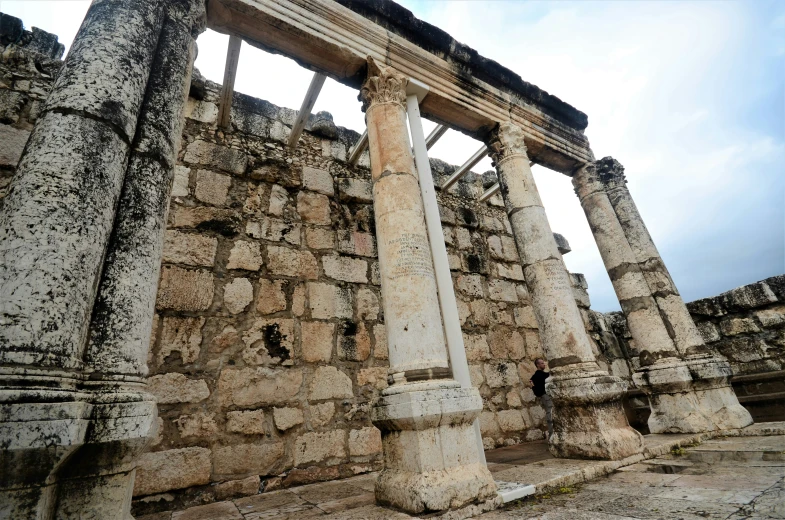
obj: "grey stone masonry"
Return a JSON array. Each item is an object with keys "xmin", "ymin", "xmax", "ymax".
[
  {"xmin": 487, "ymin": 122, "xmax": 643, "ymax": 461},
  {"xmin": 0, "ymin": 1, "xmax": 206, "ymax": 518}
]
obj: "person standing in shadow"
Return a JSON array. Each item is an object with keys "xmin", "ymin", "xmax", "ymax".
[{"xmin": 529, "ymin": 358, "xmax": 553, "ymax": 439}]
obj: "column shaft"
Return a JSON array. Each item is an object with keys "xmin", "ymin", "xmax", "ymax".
[
  {"xmin": 363, "ymin": 64, "xmax": 449, "ymax": 379},
  {"xmin": 362, "ymin": 58, "xmax": 496, "ymax": 514},
  {"xmin": 581, "ymin": 157, "xmax": 752, "ymax": 433},
  {"xmin": 487, "ymin": 122, "xmax": 643, "ymax": 460},
  {"xmin": 0, "ymin": 0, "xmax": 165, "ymax": 371}
]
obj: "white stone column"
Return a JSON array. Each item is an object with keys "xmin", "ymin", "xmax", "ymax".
[
  {"xmin": 587, "ymin": 158, "xmax": 752, "ymax": 431},
  {"xmin": 486, "ymin": 122, "xmax": 643, "ymax": 460},
  {"xmin": 361, "ymin": 57, "xmax": 497, "ymax": 514},
  {"xmin": 0, "ymin": 0, "xmax": 206, "ymax": 517}
]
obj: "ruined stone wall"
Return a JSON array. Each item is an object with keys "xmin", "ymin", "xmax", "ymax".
[{"xmin": 1, "ymin": 23, "xmax": 582, "ymax": 511}]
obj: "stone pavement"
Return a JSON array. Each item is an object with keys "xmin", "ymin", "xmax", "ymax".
[{"xmin": 141, "ymin": 422, "xmax": 785, "ymax": 519}]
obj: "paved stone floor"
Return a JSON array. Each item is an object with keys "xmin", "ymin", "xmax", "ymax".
[{"xmin": 142, "ymin": 424, "xmax": 785, "ymax": 520}]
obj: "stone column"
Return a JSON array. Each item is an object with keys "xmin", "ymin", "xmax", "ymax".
[
  {"xmin": 361, "ymin": 57, "xmax": 497, "ymax": 514},
  {"xmin": 0, "ymin": 0, "xmax": 205, "ymax": 517},
  {"xmin": 486, "ymin": 122, "xmax": 643, "ymax": 460},
  {"xmin": 580, "ymin": 158, "xmax": 752, "ymax": 432}
]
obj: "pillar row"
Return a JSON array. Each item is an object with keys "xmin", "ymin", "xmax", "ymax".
[
  {"xmin": 573, "ymin": 157, "xmax": 752, "ymax": 433},
  {"xmin": 486, "ymin": 122, "xmax": 643, "ymax": 460},
  {"xmin": 0, "ymin": 0, "xmax": 206, "ymax": 517},
  {"xmin": 361, "ymin": 57, "xmax": 497, "ymax": 514}
]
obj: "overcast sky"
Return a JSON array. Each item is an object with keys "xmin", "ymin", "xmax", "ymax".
[{"xmin": 3, "ymin": 0, "xmax": 783, "ymax": 311}]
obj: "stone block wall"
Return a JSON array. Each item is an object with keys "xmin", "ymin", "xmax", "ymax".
[{"xmin": 0, "ymin": 16, "xmax": 594, "ymax": 513}]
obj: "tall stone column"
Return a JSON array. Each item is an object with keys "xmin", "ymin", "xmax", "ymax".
[
  {"xmin": 0, "ymin": 0, "xmax": 205, "ymax": 517},
  {"xmin": 361, "ymin": 57, "xmax": 497, "ymax": 514},
  {"xmin": 486, "ymin": 122, "xmax": 643, "ymax": 460},
  {"xmin": 578, "ymin": 158, "xmax": 752, "ymax": 432}
]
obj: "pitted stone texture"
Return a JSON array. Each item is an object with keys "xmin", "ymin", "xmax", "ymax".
[
  {"xmin": 273, "ymin": 407, "xmax": 304, "ymax": 431},
  {"xmin": 309, "ymin": 366, "xmax": 353, "ymax": 401},
  {"xmin": 322, "ymin": 255, "xmax": 368, "ymax": 283},
  {"xmin": 134, "ymin": 447, "xmax": 212, "ymax": 496},
  {"xmin": 226, "ymin": 240, "xmax": 263, "ymax": 271},
  {"xmin": 194, "ymin": 169, "xmax": 231, "ymax": 206},
  {"xmin": 162, "ymin": 230, "xmax": 217, "ymax": 266},
  {"xmin": 1, "ymin": 112, "xmax": 130, "ymax": 368},
  {"xmin": 156, "ymin": 266, "xmax": 214, "ymax": 311},
  {"xmin": 302, "ymin": 166, "xmax": 334, "ymax": 196},
  {"xmin": 183, "ymin": 140, "xmax": 247, "ymax": 174},
  {"xmin": 157, "ymin": 316, "xmax": 204, "ymax": 365},
  {"xmin": 226, "ymin": 409, "xmax": 266, "ymax": 435},
  {"xmin": 218, "ymin": 368, "xmax": 302, "ymax": 407},
  {"xmin": 348, "ymin": 427, "xmax": 382, "ymax": 456},
  {"xmin": 148, "ymin": 373, "xmax": 210, "ymax": 404},
  {"xmin": 267, "ymin": 246, "xmax": 318, "ymax": 279},
  {"xmin": 44, "ymin": 0, "xmax": 164, "ymax": 140},
  {"xmin": 241, "ymin": 318, "xmax": 295, "ymax": 365},
  {"xmin": 0, "ymin": 124, "xmax": 30, "ymax": 166},
  {"xmin": 301, "ymin": 321, "xmax": 334, "ymax": 362},
  {"xmin": 309, "ymin": 282, "xmax": 352, "ymax": 319},
  {"xmin": 294, "ymin": 430, "xmax": 346, "ymax": 466},
  {"xmin": 213, "ymin": 442, "xmax": 285, "ymax": 476},
  {"xmin": 223, "ymin": 278, "xmax": 254, "ymax": 314},
  {"xmin": 297, "ymin": 191, "xmax": 331, "ymax": 224}
]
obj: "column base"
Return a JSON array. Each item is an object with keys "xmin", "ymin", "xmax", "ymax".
[
  {"xmin": 548, "ymin": 371, "xmax": 644, "ymax": 460},
  {"xmin": 371, "ymin": 380, "xmax": 497, "ymax": 514},
  {"xmin": 0, "ymin": 395, "xmax": 90, "ymax": 519},
  {"xmin": 634, "ymin": 357, "xmax": 753, "ymax": 434},
  {"xmin": 0, "ymin": 382, "xmax": 157, "ymax": 519}
]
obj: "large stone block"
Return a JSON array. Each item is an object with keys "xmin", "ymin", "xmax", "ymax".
[
  {"xmin": 488, "ymin": 328, "xmax": 525, "ymax": 360},
  {"xmin": 483, "ymin": 362, "xmax": 520, "ymax": 388},
  {"xmin": 213, "ymin": 442, "xmax": 284, "ymax": 476},
  {"xmin": 0, "ymin": 124, "xmax": 30, "ymax": 167},
  {"xmin": 183, "ymin": 140, "xmax": 247, "ymax": 175},
  {"xmin": 162, "ymin": 230, "xmax": 217, "ymax": 266},
  {"xmin": 308, "ymin": 366, "xmax": 353, "ymax": 401},
  {"xmin": 348, "ymin": 427, "xmax": 382, "ymax": 456},
  {"xmin": 242, "ymin": 318, "xmax": 295, "ymax": 365},
  {"xmin": 322, "ymin": 255, "xmax": 368, "ymax": 283},
  {"xmin": 256, "ymin": 278, "xmax": 288, "ymax": 315},
  {"xmin": 134, "ymin": 447, "xmax": 212, "ymax": 496},
  {"xmin": 226, "ymin": 241, "xmax": 263, "ymax": 271},
  {"xmin": 488, "ymin": 279, "xmax": 518, "ymax": 302},
  {"xmin": 218, "ymin": 368, "xmax": 303, "ymax": 407},
  {"xmin": 309, "ymin": 282, "xmax": 352, "ymax": 319},
  {"xmin": 338, "ymin": 321, "xmax": 371, "ymax": 361},
  {"xmin": 302, "ymin": 166, "xmax": 334, "ymax": 196},
  {"xmin": 147, "ymin": 373, "xmax": 210, "ymax": 404},
  {"xmin": 301, "ymin": 321, "xmax": 334, "ymax": 363},
  {"xmin": 337, "ymin": 177, "xmax": 373, "ymax": 202},
  {"xmin": 297, "ymin": 191, "xmax": 331, "ymax": 224},
  {"xmin": 157, "ymin": 316, "xmax": 204, "ymax": 365},
  {"xmin": 226, "ymin": 409, "xmax": 266, "ymax": 435},
  {"xmin": 273, "ymin": 407, "xmax": 304, "ymax": 431},
  {"xmin": 267, "ymin": 246, "xmax": 318, "ymax": 279},
  {"xmin": 294, "ymin": 430, "xmax": 346, "ymax": 466},
  {"xmin": 224, "ymin": 277, "xmax": 254, "ymax": 314},
  {"xmin": 337, "ymin": 230, "xmax": 377, "ymax": 257},
  {"xmin": 463, "ymin": 334, "xmax": 491, "ymax": 361},
  {"xmin": 174, "ymin": 413, "xmax": 218, "ymax": 438},
  {"xmin": 156, "ymin": 266, "xmax": 214, "ymax": 311},
  {"xmin": 194, "ymin": 169, "xmax": 232, "ymax": 206}
]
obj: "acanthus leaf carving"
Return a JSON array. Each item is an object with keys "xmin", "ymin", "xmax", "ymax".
[
  {"xmin": 358, "ymin": 56, "xmax": 408, "ymax": 112},
  {"xmin": 486, "ymin": 122, "xmax": 528, "ymax": 166}
]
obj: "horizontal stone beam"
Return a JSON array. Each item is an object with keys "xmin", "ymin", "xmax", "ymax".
[{"xmin": 206, "ymin": 0, "xmax": 593, "ymax": 174}]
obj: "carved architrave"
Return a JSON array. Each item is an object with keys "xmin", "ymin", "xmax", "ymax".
[
  {"xmin": 359, "ymin": 56, "xmax": 408, "ymax": 112},
  {"xmin": 486, "ymin": 121, "xmax": 528, "ymax": 166}
]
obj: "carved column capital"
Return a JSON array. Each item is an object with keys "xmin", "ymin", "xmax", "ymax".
[
  {"xmin": 359, "ymin": 56, "xmax": 408, "ymax": 112},
  {"xmin": 486, "ymin": 121, "xmax": 528, "ymax": 166},
  {"xmin": 595, "ymin": 156, "xmax": 627, "ymax": 190}
]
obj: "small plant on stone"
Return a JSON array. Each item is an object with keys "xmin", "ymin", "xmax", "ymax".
[{"xmin": 671, "ymin": 446, "xmax": 686, "ymax": 456}]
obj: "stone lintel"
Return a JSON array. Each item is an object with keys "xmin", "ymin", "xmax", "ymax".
[{"xmin": 206, "ymin": 0, "xmax": 592, "ymax": 174}]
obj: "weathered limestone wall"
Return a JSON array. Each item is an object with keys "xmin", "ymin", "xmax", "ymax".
[{"xmin": 1, "ymin": 24, "xmax": 583, "ymax": 512}]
